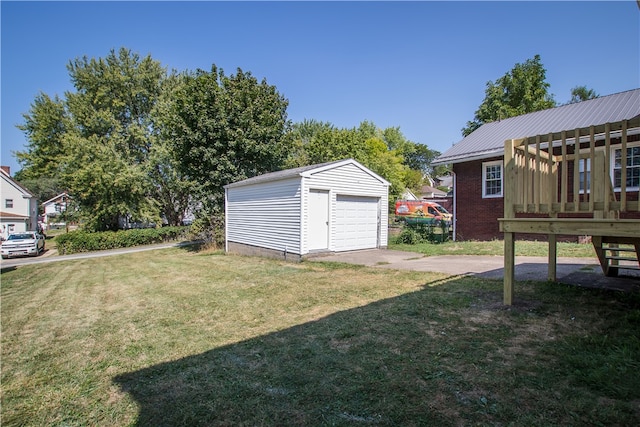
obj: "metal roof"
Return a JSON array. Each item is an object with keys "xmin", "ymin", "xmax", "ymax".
[
  {"xmin": 224, "ymin": 158, "xmax": 390, "ymax": 189},
  {"xmin": 433, "ymin": 88, "xmax": 640, "ymax": 165}
]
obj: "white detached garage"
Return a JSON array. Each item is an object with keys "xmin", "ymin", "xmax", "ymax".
[{"xmin": 224, "ymin": 158, "xmax": 390, "ymax": 260}]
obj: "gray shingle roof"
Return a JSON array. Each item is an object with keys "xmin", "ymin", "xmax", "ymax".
[{"xmin": 433, "ymin": 88, "xmax": 640, "ymax": 165}]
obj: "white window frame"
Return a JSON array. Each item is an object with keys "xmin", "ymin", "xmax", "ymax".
[
  {"xmin": 579, "ymin": 157, "xmax": 591, "ymax": 194},
  {"xmin": 611, "ymin": 141, "xmax": 640, "ymax": 192},
  {"xmin": 482, "ymin": 160, "xmax": 503, "ymax": 198},
  {"xmin": 5, "ymin": 199, "xmax": 13, "ymax": 208}
]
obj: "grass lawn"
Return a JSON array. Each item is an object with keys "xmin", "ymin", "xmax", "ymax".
[
  {"xmin": 389, "ymin": 239, "xmax": 597, "ymax": 258},
  {"xmin": 2, "ymin": 247, "xmax": 639, "ymax": 426}
]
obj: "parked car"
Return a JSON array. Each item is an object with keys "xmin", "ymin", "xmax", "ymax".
[{"xmin": 1, "ymin": 231, "xmax": 45, "ymax": 259}]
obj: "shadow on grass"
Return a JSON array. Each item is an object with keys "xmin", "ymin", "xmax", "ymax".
[
  {"xmin": 113, "ymin": 275, "xmax": 640, "ymax": 426},
  {"xmin": 0, "ymin": 265, "xmax": 17, "ymax": 274}
]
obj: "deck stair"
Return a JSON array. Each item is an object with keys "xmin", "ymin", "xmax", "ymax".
[{"xmin": 592, "ymin": 236, "xmax": 640, "ymax": 277}]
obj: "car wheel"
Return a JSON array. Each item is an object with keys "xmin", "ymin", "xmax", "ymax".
[{"xmin": 1, "ymin": 255, "xmax": 7, "ymax": 259}]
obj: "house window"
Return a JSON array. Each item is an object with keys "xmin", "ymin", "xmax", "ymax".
[
  {"xmin": 579, "ymin": 158, "xmax": 591, "ymax": 193},
  {"xmin": 482, "ymin": 161, "xmax": 503, "ymax": 198},
  {"xmin": 613, "ymin": 143, "xmax": 640, "ymax": 190},
  {"xmin": 5, "ymin": 199, "xmax": 13, "ymax": 208}
]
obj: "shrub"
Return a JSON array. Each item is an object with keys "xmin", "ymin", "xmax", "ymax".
[
  {"xmin": 392, "ymin": 220, "xmax": 450, "ymax": 245},
  {"xmin": 187, "ymin": 216, "xmax": 225, "ymax": 250},
  {"xmin": 55, "ymin": 226, "xmax": 188, "ymax": 255}
]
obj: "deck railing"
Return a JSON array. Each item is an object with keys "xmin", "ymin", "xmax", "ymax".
[{"xmin": 503, "ymin": 118, "xmax": 640, "ymax": 219}]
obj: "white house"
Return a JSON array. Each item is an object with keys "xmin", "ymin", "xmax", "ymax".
[
  {"xmin": 224, "ymin": 158, "xmax": 390, "ymax": 260},
  {"xmin": 0, "ymin": 166, "xmax": 38, "ymax": 238},
  {"xmin": 41, "ymin": 192, "xmax": 69, "ymax": 229}
]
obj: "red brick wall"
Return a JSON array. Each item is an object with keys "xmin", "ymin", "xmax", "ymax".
[
  {"xmin": 453, "ymin": 152, "xmax": 640, "ymax": 241},
  {"xmin": 453, "ymin": 157, "xmax": 504, "ymax": 240}
]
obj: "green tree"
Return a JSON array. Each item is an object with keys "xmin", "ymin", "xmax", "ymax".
[
  {"xmin": 10, "ymin": 174, "xmax": 64, "ymax": 215},
  {"xmin": 403, "ymin": 142, "xmax": 441, "ymax": 177},
  {"xmin": 63, "ymin": 48, "xmax": 165, "ymax": 230},
  {"xmin": 166, "ymin": 66, "xmax": 291, "ymax": 215},
  {"xmin": 294, "ymin": 122, "xmax": 410, "ymax": 200},
  {"xmin": 151, "ymin": 72, "xmax": 199, "ymax": 226},
  {"xmin": 462, "ymin": 54, "xmax": 556, "ymax": 136},
  {"xmin": 17, "ymin": 48, "xmax": 166, "ymax": 231},
  {"xmin": 16, "ymin": 93, "xmax": 68, "ymax": 180},
  {"xmin": 568, "ymin": 85, "xmax": 599, "ymax": 104}
]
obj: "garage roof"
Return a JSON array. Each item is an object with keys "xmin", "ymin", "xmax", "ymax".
[{"xmin": 225, "ymin": 158, "xmax": 390, "ymax": 189}]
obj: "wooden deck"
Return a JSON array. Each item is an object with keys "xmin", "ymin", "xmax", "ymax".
[{"xmin": 499, "ymin": 117, "xmax": 640, "ymax": 305}]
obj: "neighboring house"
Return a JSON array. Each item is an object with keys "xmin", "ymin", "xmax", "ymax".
[
  {"xmin": 400, "ymin": 189, "xmax": 418, "ymax": 200},
  {"xmin": 432, "ymin": 88, "xmax": 640, "ymax": 241},
  {"xmin": 41, "ymin": 192, "xmax": 69, "ymax": 229},
  {"xmin": 419, "ymin": 185, "xmax": 448, "ymax": 199},
  {"xmin": 225, "ymin": 158, "xmax": 390, "ymax": 261},
  {"xmin": 434, "ymin": 175, "xmax": 453, "ymax": 191},
  {"xmin": 0, "ymin": 166, "xmax": 38, "ymax": 238}
]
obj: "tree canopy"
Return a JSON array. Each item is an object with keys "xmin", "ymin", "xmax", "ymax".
[
  {"xmin": 286, "ymin": 120, "xmax": 439, "ymax": 200},
  {"xmin": 16, "ymin": 47, "xmax": 444, "ymax": 231},
  {"xmin": 568, "ymin": 85, "xmax": 599, "ymax": 104},
  {"xmin": 462, "ymin": 55, "xmax": 556, "ymax": 137},
  {"xmin": 162, "ymin": 66, "xmax": 292, "ymax": 215}
]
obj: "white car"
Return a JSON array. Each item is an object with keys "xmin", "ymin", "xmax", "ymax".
[{"xmin": 1, "ymin": 231, "xmax": 46, "ymax": 259}]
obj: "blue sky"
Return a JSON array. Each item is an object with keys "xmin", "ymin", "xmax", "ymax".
[{"xmin": 2, "ymin": 1, "xmax": 639, "ymax": 175}]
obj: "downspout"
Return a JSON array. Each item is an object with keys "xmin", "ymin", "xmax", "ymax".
[{"xmin": 452, "ymin": 171, "xmax": 457, "ymax": 241}]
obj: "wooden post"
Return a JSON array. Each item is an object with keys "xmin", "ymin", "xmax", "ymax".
[
  {"xmin": 503, "ymin": 139, "xmax": 517, "ymax": 306},
  {"xmin": 548, "ymin": 233, "xmax": 557, "ymax": 282},
  {"xmin": 504, "ymin": 232, "xmax": 515, "ymax": 305}
]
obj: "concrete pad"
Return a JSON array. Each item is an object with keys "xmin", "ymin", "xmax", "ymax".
[{"xmin": 308, "ymin": 249, "xmax": 640, "ymax": 290}]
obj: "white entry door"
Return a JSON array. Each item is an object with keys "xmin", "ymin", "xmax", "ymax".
[{"xmin": 308, "ymin": 190, "xmax": 329, "ymax": 251}]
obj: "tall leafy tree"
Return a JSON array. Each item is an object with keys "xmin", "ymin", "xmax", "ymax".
[
  {"xmin": 16, "ymin": 93, "xmax": 68, "ymax": 180},
  {"xmin": 165, "ymin": 66, "xmax": 291, "ymax": 215},
  {"xmin": 462, "ymin": 54, "xmax": 556, "ymax": 136},
  {"xmin": 62, "ymin": 48, "xmax": 165, "ymax": 230},
  {"xmin": 17, "ymin": 48, "xmax": 166, "ymax": 230},
  {"xmin": 292, "ymin": 121, "xmax": 411, "ymax": 200},
  {"xmin": 150, "ymin": 72, "xmax": 198, "ymax": 226}
]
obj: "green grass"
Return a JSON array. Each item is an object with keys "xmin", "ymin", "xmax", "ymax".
[
  {"xmin": 2, "ymin": 247, "xmax": 639, "ymax": 426},
  {"xmin": 390, "ymin": 239, "xmax": 597, "ymax": 258}
]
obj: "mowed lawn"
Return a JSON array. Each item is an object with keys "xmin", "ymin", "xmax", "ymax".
[{"xmin": 2, "ymin": 247, "xmax": 640, "ymax": 426}]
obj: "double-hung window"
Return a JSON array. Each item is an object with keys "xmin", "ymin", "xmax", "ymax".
[
  {"xmin": 613, "ymin": 142, "xmax": 640, "ymax": 190},
  {"xmin": 482, "ymin": 161, "xmax": 503, "ymax": 198},
  {"xmin": 579, "ymin": 158, "xmax": 591, "ymax": 193}
]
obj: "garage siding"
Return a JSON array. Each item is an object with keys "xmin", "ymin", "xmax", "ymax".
[
  {"xmin": 301, "ymin": 162, "xmax": 388, "ymax": 253},
  {"xmin": 226, "ymin": 177, "xmax": 302, "ymax": 254}
]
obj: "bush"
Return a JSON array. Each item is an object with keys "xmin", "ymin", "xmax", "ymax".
[
  {"xmin": 55, "ymin": 226, "xmax": 189, "ymax": 255},
  {"xmin": 187, "ymin": 216, "xmax": 225, "ymax": 250},
  {"xmin": 392, "ymin": 220, "xmax": 450, "ymax": 245}
]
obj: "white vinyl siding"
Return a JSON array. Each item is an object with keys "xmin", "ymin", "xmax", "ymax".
[
  {"xmin": 226, "ymin": 159, "xmax": 389, "ymax": 257},
  {"xmin": 1, "ymin": 172, "xmax": 38, "ymax": 232},
  {"xmin": 301, "ymin": 162, "xmax": 388, "ymax": 253},
  {"xmin": 226, "ymin": 177, "xmax": 302, "ymax": 254}
]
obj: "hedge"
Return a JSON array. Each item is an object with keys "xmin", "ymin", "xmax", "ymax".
[{"xmin": 55, "ymin": 227, "xmax": 189, "ymax": 255}]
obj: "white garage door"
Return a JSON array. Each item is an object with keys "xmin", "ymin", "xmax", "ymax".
[{"xmin": 334, "ymin": 195, "xmax": 379, "ymax": 251}]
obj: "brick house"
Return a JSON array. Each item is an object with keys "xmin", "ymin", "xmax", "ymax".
[{"xmin": 432, "ymin": 88, "xmax": 640, "ymax": 241}]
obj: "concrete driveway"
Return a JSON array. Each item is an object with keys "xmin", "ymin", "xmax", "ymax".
[{"xmin": 309, "ymin": 249, "xmax": 640, "ymax": 291}]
